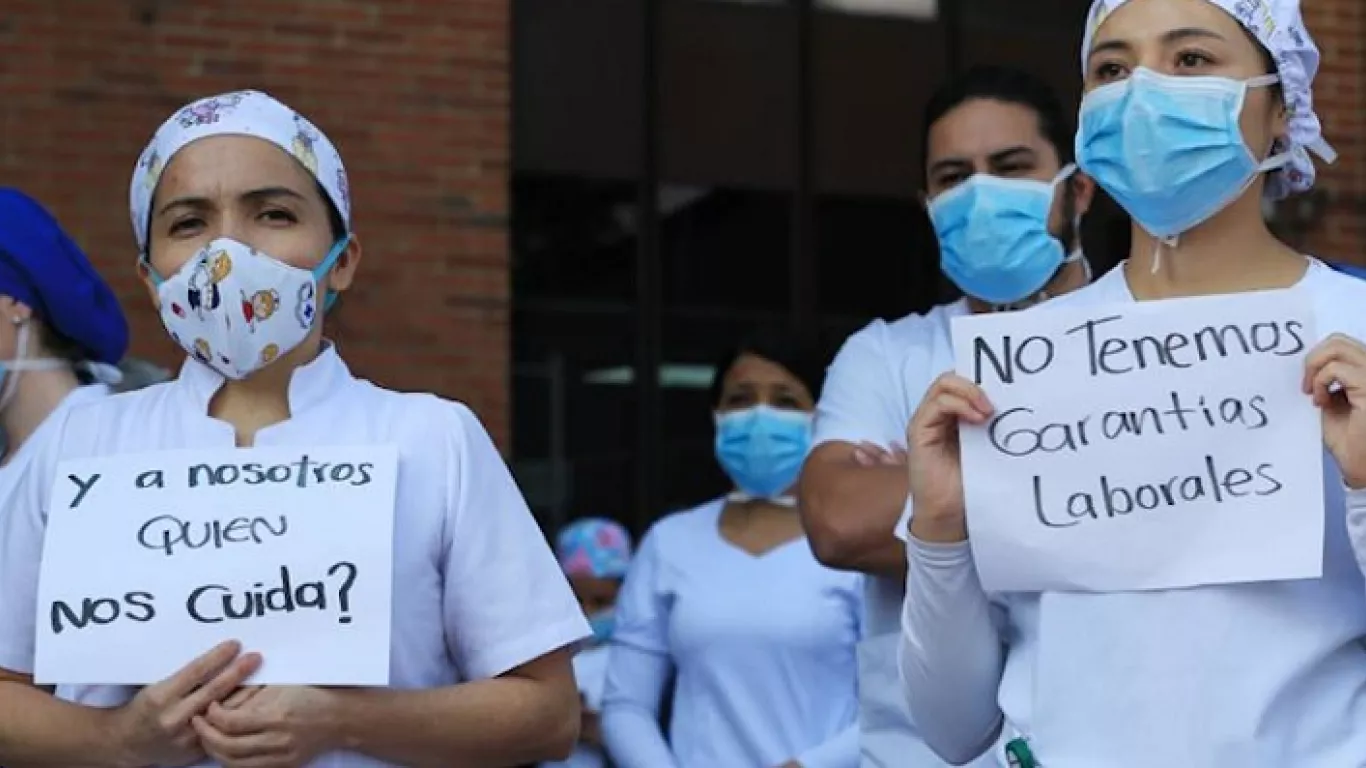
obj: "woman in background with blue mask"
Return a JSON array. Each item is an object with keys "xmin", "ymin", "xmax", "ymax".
[
  {"xmin": 543, "ymin": 517, "xmax": 635, "ymax": 768},
  {"xmin": 602, "ymin": 329, "xmax": 862, "ymax": 768},
  {"xmin": 900, "ymin": 1, "xmax": 1366, "ymax": 766},
  {"xmin": 0, "ymin": 188, "xmax": 127, "ymax": 490}
]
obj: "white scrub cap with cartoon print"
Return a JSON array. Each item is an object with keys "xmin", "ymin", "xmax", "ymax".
[
  {"xmin": 129, "ymin": 90, "xmax": 351, "ymax": 253},
  {"xmin": 1081, "ymin": 0, "xmax": 1336, "ymax": 200}
]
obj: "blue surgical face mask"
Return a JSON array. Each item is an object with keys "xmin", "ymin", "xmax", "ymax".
[
  {"xmin": 587, "ymin": 609, "xmax": 616, "ymax": 644},
  {"xmin": 929, "ymin": 166, "xmax": 1080, "ymax": 306},
  {"xmin": 714, "ymin": 404, "xmax": 813, "ymax": 501},
  {"xmin": 1076, "ymin": 67, "xmax": 1285, "ymax": 241}
]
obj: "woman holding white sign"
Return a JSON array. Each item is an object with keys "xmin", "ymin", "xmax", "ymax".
[
  {"xmin": 0, "ymin": 91, "xmax": 590, "ymax": 767},
  {"xmin": 897, "ymin": 0, "xmax": 1366, "ymax": 766}
]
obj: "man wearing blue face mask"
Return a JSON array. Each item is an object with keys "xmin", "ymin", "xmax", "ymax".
[{"xmin": 799, "ymin": 65, "xmax": 1104, "ymax": 767}]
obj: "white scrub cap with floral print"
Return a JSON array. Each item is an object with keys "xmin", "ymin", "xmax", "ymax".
[
  {"xmin": 129, "ymin": 90, "xmax": 351, "ymax": 253},
  {"xmin": 1081, "ymin": 0, "xmax": 1335, "ymax": 200}
]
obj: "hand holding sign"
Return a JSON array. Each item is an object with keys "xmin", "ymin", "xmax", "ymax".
[
  {"xmin": 1305, "ymin": 333, "xmax": 1366, "ymax": 488},
  {"xmin": 112, "ymin": 641, "xmax": 261, "ymax": 768},
  {"xmin": 906, "ymin": 372, "xmax": 995, "ymax": 544},
  {"xmin": 192, "ymin": 685, "xmax": 340, "ymax": 767}
]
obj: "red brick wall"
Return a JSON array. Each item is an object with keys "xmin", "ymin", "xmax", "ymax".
[
  {"xmin": 1301, "ymin": 0, "xmax": 1365, "ymax": 264},
  {"xmin": 0, "ymin": 0, "xmax": 512, "ymax": 443}
]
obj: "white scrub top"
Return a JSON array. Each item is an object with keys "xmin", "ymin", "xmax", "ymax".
[
  {"xmin": 0, "ymin": 382, "xmax": 113, "ymax": 705},
  {"xmin": 601, "ymin": 498, "xmax": 862, "ymax": 768},
  {"xmin": 900, "ymin": 260, "xmax": 1366, "ymax": 767},
  {"xmin": 813, "ymin": 299, "xmax": 994, "ymax": 767},
  {"xmin": 0, "ymin": 347, "xmax": 590, "ymax": 768}
]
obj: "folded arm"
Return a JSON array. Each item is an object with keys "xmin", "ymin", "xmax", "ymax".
[{"xmin": 800, "ymin": 442, "xmax": 909, "ymax": 577}]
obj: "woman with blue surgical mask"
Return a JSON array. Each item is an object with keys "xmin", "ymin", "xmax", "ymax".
[
  {"xmin": 899, "ymin": 1, "xmax": 1366, "ymax": 766},
  {"xmin": 542, "ymin": 517, "xmax": 635, "ymax": 768},
  {"xmin": 0, "ymin": 91, "xmax": 589, "ymax": 768},
  {"xmin": 601, "ymin": 329, "xmax": 862, "ymax": 768}
]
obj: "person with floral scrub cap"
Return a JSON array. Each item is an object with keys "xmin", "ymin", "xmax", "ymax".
[
  {"xmin": 0, "ymin": 90, "xmax": 589, "ymax": 767},
  {"xmin": 542, "ymin": 517, "xmax": 634, "ymax": 768},
  {"xmin": 898, "ymin": 1, "xmax": 1366, "ymax": 766}
]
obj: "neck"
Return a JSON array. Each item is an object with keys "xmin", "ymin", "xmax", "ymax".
[
  {"xmin": 208, "ymin": 337, "xmax": 324, "ymax": 446},
  {"xmin": 1, "ymin": 367, "xmax": 82, "ymax": 463},
  {"xmin": 967, "ymin": 257, "xmax": 1089, "ymax": 315},
  {"xmin": 1124, "ymin": 192, "xmax": 1305, "ymax": 300}
]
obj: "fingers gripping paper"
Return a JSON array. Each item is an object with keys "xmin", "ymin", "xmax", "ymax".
[{"xmin": 950, "ymin": 291, "xmax": 1324, "ymax": 593}]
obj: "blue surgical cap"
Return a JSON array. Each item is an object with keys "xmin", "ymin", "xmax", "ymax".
[{"xmin": 0, "ymin": 189, "xmax": 129, "ymax": 366}]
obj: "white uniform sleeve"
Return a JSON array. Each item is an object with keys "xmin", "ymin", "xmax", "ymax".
[
  {"xmin": 1344, "ymin": 485, "xmax": 1366, "ymax": 592},
  {"xmin": 897, "ymin": 537, "xmax": 1005, "ymax": 766},
  {"xmin": 600, "ymin": 527, "xmax": 679, "ymax": 768},
  {"xmin": 441, "ymin": 404, "xmax": 589, "ymax": 680},
  {"xmin": 813, "ymin": 321, "xmax": 909, "ymax": 450},
  {"xmin": 0, "ymin": 409, "xmax": 68, "ymax": 674}
]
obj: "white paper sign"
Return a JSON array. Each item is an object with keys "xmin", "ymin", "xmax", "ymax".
[
  {"xmin": 951, "ymin": 290, "xmax": 1324, "ymax": 593},
  {"xmin": 35, "ymin": 445, "xmax": 398, "ymax": 686}
]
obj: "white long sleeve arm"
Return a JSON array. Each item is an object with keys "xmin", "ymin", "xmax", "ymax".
[
  {"xmin": 1344, "ymin": 485, "xmax": 1366, "ymax": 595},
  {"xmin": 896, "ymin": 537, "xmax": 1006, "ymax": 766},
  {"xmin": 600, "ymin": 643, "xmax": 680, "ymax": 768}
]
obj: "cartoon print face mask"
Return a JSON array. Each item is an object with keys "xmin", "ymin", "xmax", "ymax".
[{"xmin": 149, "ymin": 236, "xmax": 348, "ymax": 380}]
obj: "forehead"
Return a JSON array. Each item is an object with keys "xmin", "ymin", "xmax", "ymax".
[
  {"xmin": 1093, "ymin": 0, "xmax": 1248, "ymax": 47},
  {"xmin": 155, "ymin": 135, "xmax": 318, "ymax": 203},
  {"xmin": 926, "ymin": 98, "xmax": 1056, "ymax": 164},
  {"xmin": 725, "ymin": 353, "xmax": 798, "ymax": 387}
]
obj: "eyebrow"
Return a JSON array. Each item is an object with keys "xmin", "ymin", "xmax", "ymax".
[
  {"xmin": 155, "ymin": 186, "xmax": 307, "ymax": 219},
  {"xmin": 987, "ymin": 146, "xmax": 1036, "ymax": 165},
  {"xmin": 1088, "ymin": 27, "xmax": 1226, "ymax": 61}
]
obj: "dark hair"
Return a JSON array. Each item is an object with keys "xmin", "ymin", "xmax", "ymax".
[
  {"xmin": 709, "ymin": 327, "xmax": 828, "ymax": 408},
  {"xmin": 920, "ymin": 64, "xmax": 1074, "ymax": 178},
  {"xmin": 36, "ymin": 322, "xmax": 94, "ymax": 384},
  {"xmin": 316, "ymin": 180, "xmax": 347, "ymax": 242}
]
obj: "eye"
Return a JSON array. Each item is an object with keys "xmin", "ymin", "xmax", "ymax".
[
  {"xmin": 168, "ymin": 217, "xmax": 204, "ymax": 237},
  {"xmin": 259, "ymin": 208, "xmax": 299, "ymax": 225},
  {"xmin": 773, "ymin": 395, "xmax": 803, "ymax": 410},
  {"xmin": 935, "ymin": 172, "xmax": 966, "ymax": 189},
  {"xmin": 722, "ymin": 392, "xmax": 753, "ymax": 408},
  {"xmin": 995, "ymin": 163, "xmax": 1034, "ymax": 178},
  {"xmin": 1092, "ymin": 60, "xmax": 1127, "ymax": 82},
  {"xmin": 1176, "ymin": 50, "xmax": 1214, "ymax": 70}
]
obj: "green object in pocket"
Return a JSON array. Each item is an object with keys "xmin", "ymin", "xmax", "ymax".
[{"xmin": 1005, "ymin": 737, "xmax": 1038, "ymax": 768}]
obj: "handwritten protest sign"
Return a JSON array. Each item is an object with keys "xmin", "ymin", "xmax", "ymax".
[
  {"xmin": 34, "ymin": 445, "xmax": 398, "ymax": 686},
  {"xmin": 950, "ymin": 290, "xmax": 1323, "ymax": 593}
]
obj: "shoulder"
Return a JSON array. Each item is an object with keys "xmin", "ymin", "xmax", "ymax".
[
  {"xmin": 849, "ymin": 303, "xmax": 962, "ymax": 349},
  {"xmin": 638, "ymin": 498, "xmax": 724, "ymax": 557},
  {"xmin": 1304, "ymin": 259, "xmax": 1366, "ymax": 341},
  {"xmin": 1030, "ymin": 265, "xmax": 1130, "ymax": 315}
]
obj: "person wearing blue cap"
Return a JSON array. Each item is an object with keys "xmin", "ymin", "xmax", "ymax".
[{"xmin": 0, "ymin": 187, "xmax": 128, "ymax": 470}]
